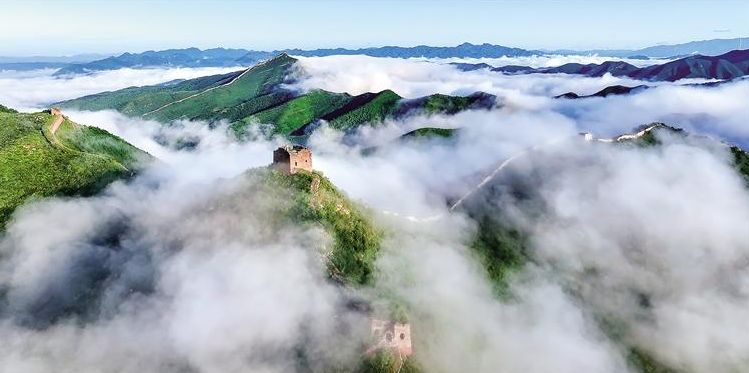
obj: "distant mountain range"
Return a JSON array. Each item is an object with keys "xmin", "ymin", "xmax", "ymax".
[
  {"xmin": 453, "ymin": 49, "xmax": 749, "ymax": 81},
  {"xmin": 549, "ymin": 37, "xmax": 747, "ymax": 58},
  {"xmin": 0, "ymin": 53, "xmax": 108, "ymax": 64},
  {"xmin": 53, "ymin": 48, "xmax": 252, "ymax": 76},
  {"xmin": 50, "ymin": 43, "xmax": 540, "ymax": 76},
  {"xmin": 0, "ymin": 54, "xmax": 109, "ymax": 72},
  {"xmin": 0, "ymin": 37, "xmax": 742, "ymax": 76}
]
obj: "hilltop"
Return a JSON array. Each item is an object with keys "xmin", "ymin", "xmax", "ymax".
[
  {"xmin": 245, "ymin": 168, "xmax": 383, "ymax": 285},
  {"xmin": 57, "ymin": 54, "xmax": 497, "ymax": 138},
  {"xmin": 0, "ymin": 106, "xmax": 151, "ymax": 230}
]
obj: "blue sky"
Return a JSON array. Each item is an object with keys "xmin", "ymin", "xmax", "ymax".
[{"xmin": 1, "ymin": 0, "xmax": 748, "ymax": 56}]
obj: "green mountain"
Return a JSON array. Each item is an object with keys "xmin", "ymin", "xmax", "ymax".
[
  {"xmin": 489, "ymin": 49, "xmax": 749, "ymax": 82},
  {"xmin": 0, "ymin": 107, "xmax": 151, "ymax": 230},
  {"xmin": 57, "ymin": 54, "xmax": 496, "ymax": 138},
  {"xmin": 248, "ymin": 168, "xmax": 382, "ymax": 285}
]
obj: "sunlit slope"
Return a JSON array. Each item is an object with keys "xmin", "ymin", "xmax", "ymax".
[
  {"xmin": 59, "ymin": 71, "xmax": 244, "ymax": 115},
  {"xmin": 237, "ymin": 168, "xmax": 382, "ymax": 285},
  {"xmin": 0, "ymin": 108, "xmax": 151, "ymax": 230},
  {"xmin": 243, "ymin": 90, "xmax": 354, "ymax": 135},
  {"xmin": 58, "ymin": 54, "xmax": 496, "ymax": 137}
]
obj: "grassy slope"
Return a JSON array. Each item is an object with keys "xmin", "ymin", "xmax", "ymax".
[
  {"xmin": 358, "ymin": 350, "xmax": 422, "ymax": 373},
  {"xmin": 0, "ymin": 110, "xmax": 150, "ymax": 230},
  {"xmin": 247, "ymin": 90, "xmax": 353, "ymax": 135},
  {"xmin": 403, "ymin": 93, "xmax": 478, "ymax": 115},
  {"xmin": 327, "ymin": 90, "xmax": 403, "ymax": 131},
  {"xmin": 58, "ymin": 55, "xmax": 294, "ymax": 122},
  {"xmin": 147, "ymin": 55, "xmax": 296, "ymax": 122},
  {"xmin": 59, "ymin": 71, "xmax": 240, "ymax": 116},
  {"xmin": 252, "ymin": 168, "xmax": 382, "ymax": 285}
]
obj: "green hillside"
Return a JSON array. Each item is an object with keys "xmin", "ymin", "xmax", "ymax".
[
  {"xmin": 59, "ymin": 71, "xmax": 243, "ymax": 116},
  {"xmin": 58, "ymin": 54, "xmax": 496, "ymax": 138},
  {"xmin": 0, "ymin": 108, "xmax": 151, "ymax": 230},
  {"xmin": 327, "ymin": 90, "xmax": 403, "ymax": 131},
  {"xmin": 398, "ymin": 92, "xmax": 496, "ymax": 116},
  {"xmin": 246, "ymin": 90, "xmax": 353, "ymax": 135},
  {"xmin": 59, "ymin": 54, "xmax": 296, "ymax": 120},
  {"xmin": 245, "ymin": 168, "xmax": 382, "ymax": 285}
]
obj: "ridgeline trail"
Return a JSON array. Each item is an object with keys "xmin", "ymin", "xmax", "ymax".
[
  {"xmin": 141, "ymin": 56, "xmax": 286, "ymax": 117},
  {"xmin": 43, "ymin": 110, "xmax": 131, "ymax": 173},
  {"xmin": 49, "ymin": 112, "xmax": 64, "ymax": 134}
]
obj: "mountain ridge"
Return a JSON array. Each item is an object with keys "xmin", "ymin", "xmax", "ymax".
[
  {"xmin": 57, "ymin": 54, "xmax": 498, "ymax": 138},
  {"xmin": 453, "ymin": 49, "xmax": 749, "ymax": 81},
  {"xmin": 52, "ymin": 43, "xmax": 540, "ymax": 76},
  {"xmin": 0, "ymin": 106, "xmax": 151, "ymax": 230},
  {"xmin": 5, "ymin": 38, "xmax": 744, "ymax": 76}
]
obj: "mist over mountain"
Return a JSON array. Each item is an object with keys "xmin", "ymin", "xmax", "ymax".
[
  {"xmin": 1, "ymin": 23, "xmax": 748, "ymax": 373},
  {"xmin": 55, "ymin": 54, "xmax": 498, "ymax": 139}
]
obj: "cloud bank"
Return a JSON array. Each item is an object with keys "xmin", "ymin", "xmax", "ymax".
[{"xmin": 0, "ymin": 56, "xmax": 747, "ymax": 373}]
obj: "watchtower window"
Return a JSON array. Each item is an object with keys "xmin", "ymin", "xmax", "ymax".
[
  {"xmin": 400, "ymin": 333, "xmax": 406, "ymax": 340},
  {"xmin": 295, "ymin": 161, "xmax": 297, "ymax": 166}
]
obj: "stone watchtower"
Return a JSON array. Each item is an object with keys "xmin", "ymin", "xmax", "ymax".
[
  {"xmin": 273, "ymin": 145, "xmax": 313, "ymax": 174},
  {"xmin": 369, "ymin": 318, "xmax": 413, "ymax": 357}
]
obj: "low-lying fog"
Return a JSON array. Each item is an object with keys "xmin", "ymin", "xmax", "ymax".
[{"xmin": 0, "ymin": 55, "xmax": 747, "ymax": 373}]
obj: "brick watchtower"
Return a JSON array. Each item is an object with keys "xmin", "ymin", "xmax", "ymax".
[{"xmin": 273, "ymin": 145, "xmax": 313, "ymax": 174}]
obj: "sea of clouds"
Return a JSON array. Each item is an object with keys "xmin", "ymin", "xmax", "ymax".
[{"xmin": 0, "ymin": 56, "xmax": 747, "ymax": 373}]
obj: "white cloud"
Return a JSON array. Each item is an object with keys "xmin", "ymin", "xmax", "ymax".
[{"xmin": 0, "ymin": 58, "xmax": 748, "ymax": 373}]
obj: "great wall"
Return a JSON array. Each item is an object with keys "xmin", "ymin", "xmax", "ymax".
[{"xmin": 382, "ymin": 123, "xmax": 668, "ymax": 222}]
